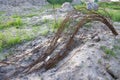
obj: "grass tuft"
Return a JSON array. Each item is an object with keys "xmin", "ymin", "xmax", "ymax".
[
  {"xmin": 101, "ymin": 46, "xmax": 116, "ymax": 57},
  {"xmin": 75, "ymin": 2, "xmax": 120, "ymax": 22},
  {"xmin": 0, "ymin": 17, "xmax": 23, "ymax": 29},
  {"xmin": 12, "ymin": 13, "xmax": 39, "ymax": 18}
]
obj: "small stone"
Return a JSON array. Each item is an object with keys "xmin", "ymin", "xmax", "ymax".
[
  {"xmin": 81, "ymin": 73, "xmax": 84, "ymax": 76},
  {"xmin": 102, "ymin": 71, "xmax": 106, "ymax": 75},
  {"xmin": 95, "ymin": 66, "xmax": 99, "ymax": 70},
  {"xmin": 81, "ymin": 61, "xmax": 84, "ymax": 63},
  {"xmin": 88, "ymin": 43, "xmax": 95, "ymax": 47},
  {"xmin": 97, "ymin": 77, "xmax": 103, "ymax": 80},
  {"xmin": 23, "ymin": 77, "xmax": 29, "ymax": 80},
  {"xmin": 93, "ymin": 36, "xmax": 101, "ymax": 42},
  {"xmin": 60, "ymin": 2, "xmax": 74, "ymax": 12},
  {"xmin": 88, "ymin": 65, "xmax": 92, "ymax": 68},
  {"xmin": 86, "ymin": 2, "xmax": 99, "ymax": 11},
  {"xmin": 87, "ymin": 57, "xmax": 91, "ymax": 60}
]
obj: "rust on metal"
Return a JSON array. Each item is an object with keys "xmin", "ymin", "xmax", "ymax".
[{"xmin": 1, "ymin": 9, "xmax": 118, "ymax": 75}]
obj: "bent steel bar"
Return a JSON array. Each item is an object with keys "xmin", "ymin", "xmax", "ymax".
[
  {"xmin": 24, "ymin": 10, "xmax": 118, "ymax": 73},
  {"xmin": 44, "ymin": 13, "xmax": 118, "ymax": 70}
]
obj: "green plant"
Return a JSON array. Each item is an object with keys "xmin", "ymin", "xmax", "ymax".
[
  {"xmin": 47, "ymin": 0, "xmax": 73, "ymax": 26},
  {"xmin": 94, "ymin": 0, "xmax": 98, "ymax": 2},
  {"xmin": 15, "ymin": 17, "xmax": 22, "ymax": 26},
  {"xmin": 25, "ymin": 14, "xmax": 38, "ymax": 17},
  {"xmin": 12, "ymin": 13, "xmax": 38, "ymax": 18},
  {"xmin": 101, "ymin": 46, "xmax": 116, "ymax": 57},
  {"xmin": 98, "ymin": 9, "xmax": 120, "ymax": 22},
  {"xmin": 0, "ymin": 11, "xmax": 5, "ymax": 16},
  {"xmin": 114, "ymin": 45, "xmax": 120, "ymax": 50},
  {"xmin": 43, "ymin": 18, "xmax": 49, "ymax": 24},
  {"xmin": 0, "ymin": 40, "xmax": 2, "ymax": 51},
  {"xmin": 84, "ymin": 23, "xmax": 92, "ymax": 28},
  {"xmin": 51, "ymin": 19, "xmax": 62, "ymax": 32},
  {"xmin": 98, "ymin": 2, "xmax": 120, "ymax": 10},
  {"xmin": 41, "ymin": 30, "xmax": 49, "ymax": 36},
  {"xmin": 0, "ymin": 17, "xmax": 23, "ymax": 29},
  {"xmin": 0, "ymin": 28, "xmax": 40, "ymax": 52},
  {"xmin": 12, "ymin": 14, "xmax": 21, "ymax": 18},
  {"xmin": 6, "ymin": 37, "xmax": 21, "ymax": 47},
  {"xmin": 109, "ymin": 11, "xmax": 120, "ymax": 22},
  {"xmin": 47, "ymin": 0, "xmax": 73, "ymax": 5},
  {"xmin": 6, "ymin": 18, "xmax": 23, "ymax": 28},
  {"xmin": 46, "ymin": 0, "xmax": 73, "ymax": 32}
]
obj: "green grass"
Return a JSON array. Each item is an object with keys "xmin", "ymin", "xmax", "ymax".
[
  {"xmin": 12, "ymin": 13, "xmax": 39, "ymax": 18},
  {"xmin": 84, "ymin": 23, "xmax": 92, "ymax": 28},
  {"xmin": 114, "ymin": 45, "xmax": 120, "ymax": 50},
  {"xmin": 0, "ymin": 5, "xmax": 61, "ymax": 54},
  {"xmin": 52, "ymin": 22, "xmax": 60, "ymax": 29},
  {"xmin": 0, "ymin": 16, "xmax": 26, "ymax": 51},
  {"xmin": 0, "ymin": 13, "xmax": 60, "ymax": 52},
  {"xmin": 52, "ymin": 18, "xmax": 62, "ymax": 28},
  {"xmin": 98, "ymin": 2, "xmax": 120, "ymax": 10},
  {"xmin": 0, "ymin": 17, "xmax": 23, "ymax": 29},
  {"xmin": 0, "ymin": 11, "xmax": 5, "ymax": 16},
  {"xmin": 98, "ymin": 2, "xmax": 120, "ymax": 22},
  {"xmin": 74, "ymin": 2, "xmax": 120, "ymax": 22},
  {"xmin": 0, "ymin": 27, "xmax": 40, "ymax": 52},
  {"xmin": 43, "ymin": 4, "xmax": 61, "ymax": 9},
  {"xmin": 97, "ymin": 9, "xmax": 120, "ymax": 22},
  {"xmin": 109, "ymin": 10, "xmax": 120, "ymax": 22},
  {"xmin": 100, "ymin": 46, "xmax": 116, "ymax": 57},
  {"xmin": 25, "ymin": 14, "xmax": 39, "ymax": 17},
  {"xmin": 41, "ymin": 29, "xmax": 49, "ymax": 36}
]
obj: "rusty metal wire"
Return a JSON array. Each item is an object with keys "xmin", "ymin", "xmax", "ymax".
[
  {"xmin": 22, "ymin": 10, "xmax": 118, "ymax": 74},
  {"xmin": 0, "ymin": 9, "xmax": 118, "ymax": 76}
]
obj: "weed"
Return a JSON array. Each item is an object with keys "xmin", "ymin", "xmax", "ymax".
[
  {"xmin": 12, "ymin": 14, "xmax": 21, "ymax": 18},
  {"xmin": 0, "ymin": 40, "xmax": 2, "ymax": 51},
  {"xmin": 52, "ymin": 22, "xmax": 59, "ymax": 29},
  {"xmin": 96, "ymin": 8, "xmax": 120, "ymax": 22},
  {"xmin": 6, "ymin": 17, "xmax": 23, "ymax": 28},
  {"xmin": 84, "ymin": 23, "xmax": 92, "ymax": 28},
  {"xmin": 109, "ymin": 11, "xmax": 120, "ymax": 22},
  {"xmin": 0, "ymin": 28, "xmax": 38, "ymax": 52},
  {"xmin": 51, "ymin": 19, "xmax": 62, "ymax": 31},
  {"xmin": 12, "ymin": 13, "xmax": 38, "ymax": 18},
  {"xmin": 41, "ymin": 30, "xmax": 49, "ymax": 36},
  {"xmin": 24, "ymin": 14, "xmax": 38, "ymax": 17},
  {"xmin": 75, "ymin": 2, "xmax": 120, "ymax": 22},
  {"xmin": 98, "ymin": 2, "xmax": 120, "ymax": 10},
  {"xmin": 43, "ymin": 4, "xmax": 61, "ymax": 9},
  {"xmin": 43, "ymin": 18, "xmax": 50, "ymax": 24},
  {"xmin": 113, "ymin": 45, "xmax": 120, "ymax": 50},
  {"xmin": 98, "ymin": 2, "xmax": 120, "ymax": 22},
  {"xmin": 0, "ymin": 11, "xmax": 5, "ymax": 16},
  {"xmin": 6, "ymin": 37, "xmax": 21, "ymax": 47},
  {"xmin": 0, "ymin": 17, "xmax": 23, "ymax": 29},
  {"xmin": 100, "ymin": 46, "xmax": 116, "ymax": 57}
]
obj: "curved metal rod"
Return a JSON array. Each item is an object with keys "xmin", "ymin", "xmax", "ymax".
[
  {"xmin": 24, "ymin": 11, "xmax": 118, "ymax": 73},
  {"xmin": 44, "ymin": 14, "xmax": 118, "ymax": 70},
  {"xmin": 23, "ymin": 11, "xmax": 77, "ymax": 72}
]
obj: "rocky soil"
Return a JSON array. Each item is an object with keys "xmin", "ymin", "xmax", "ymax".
[
  {"xmin": 41, "ymin": 23, "xmax": 120, "ymax": 80},
  {"xmin": 0, "ymin": 22, "xmax": 120, "ymax": 80},
  {"xmin": 0, "ymin": 1, "xmax": 120, "ymax": 80}
]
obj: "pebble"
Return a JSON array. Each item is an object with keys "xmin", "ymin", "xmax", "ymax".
[{"xmin": 93, "ymin": 36, "xmax": 101, "ymax": 42}]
